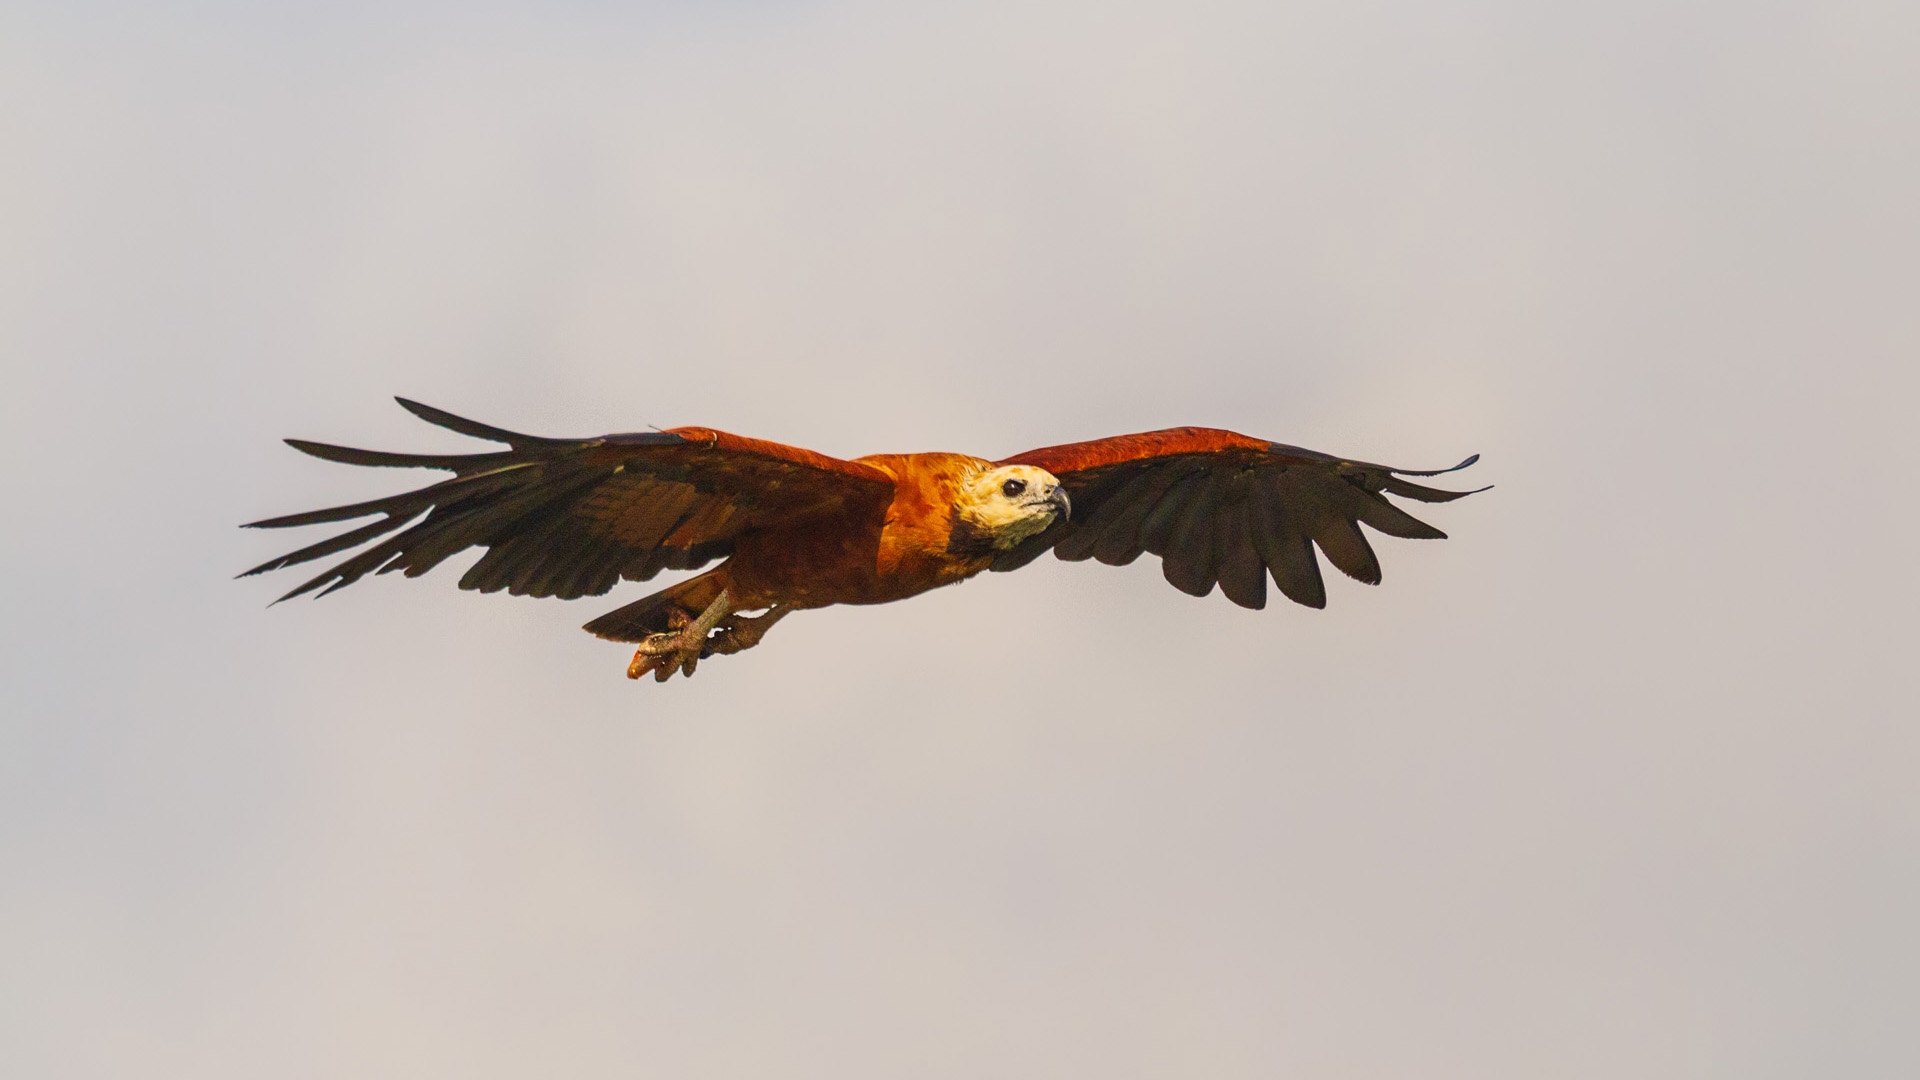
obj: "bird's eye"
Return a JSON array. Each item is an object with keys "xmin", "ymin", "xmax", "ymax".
[{"xmin": 1001, "ymin": 478, "xmax": 1027, "ymax": 498}]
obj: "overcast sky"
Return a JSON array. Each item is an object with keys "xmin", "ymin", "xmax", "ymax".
[{"xmin": 3, "ymin": 1, "xmax": 1917, "ymax": 1076}]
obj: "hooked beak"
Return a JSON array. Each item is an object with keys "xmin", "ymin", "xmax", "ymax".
[{"xmin": 1045, "ymin": 485, "xmax": 1071, "ymax": 521}]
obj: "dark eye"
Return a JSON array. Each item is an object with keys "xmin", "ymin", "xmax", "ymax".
[{"xmin": 1001, "ymin": 478, "xmax": 1027, "ymax": 498}]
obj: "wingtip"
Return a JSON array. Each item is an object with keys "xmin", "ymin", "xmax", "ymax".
[
  {"xmin": 282, "ymin": 437, "xmax": 337, "ymax": 460},
  {"xmin": 1394, "ymin": 453, "xmax": 1480, "ymax": 477},
  {"xmin": 393, "ymin": 396, "xmax": 463, "ymax": 430},
  {"xmin": 392, "ymin": 396, "xmax": 444, "ymax": 426},
  {"xmin": 392, "ymin": 396, "xmax": 563, "ymax": 447}
]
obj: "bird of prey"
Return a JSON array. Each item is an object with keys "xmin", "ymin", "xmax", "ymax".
[{"xmin": 242, "ymin": 399, "xmax": 1484, "ymax": 682}]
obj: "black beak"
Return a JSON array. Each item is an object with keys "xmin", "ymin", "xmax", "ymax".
[{"xmin": 1047, "ymin": 486, "xmax": 1071, "ymax": 521}]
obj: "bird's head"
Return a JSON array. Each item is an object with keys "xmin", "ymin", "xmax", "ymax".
[{"xmin": 951, "ymin": 464, "xmax": 1070, "ymax": 551}]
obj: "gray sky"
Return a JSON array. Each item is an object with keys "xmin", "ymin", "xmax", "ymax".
[{"xmin": 3, "ymin": 0, "xmax": 1917, "ymax": 1076}]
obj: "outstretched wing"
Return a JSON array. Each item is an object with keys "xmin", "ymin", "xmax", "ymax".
[
  {"xmin": 240, "ymin": 398, "xmax": 895, "ymax": 603},
  {"xmin": 992, "ymin": 427, "xmax": 1484, "ymax": 609}
]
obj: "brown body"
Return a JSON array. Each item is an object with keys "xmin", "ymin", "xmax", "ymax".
[
  {"xmin": 725, "ymin": 452, "xmax": 995, "ymax": 610},
  {"xmin": 244, "ymin": 399, "xmax": 1483, "ymax": 682}
]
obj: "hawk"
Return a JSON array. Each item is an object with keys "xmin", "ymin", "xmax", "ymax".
[{"xmin": 243, "ymin": 399, "xmax": 1484, "ymax": 681}]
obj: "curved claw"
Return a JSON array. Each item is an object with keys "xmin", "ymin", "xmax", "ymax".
[
  {"xmin": 623, "ymin": 598, "xmax": 793, "ymax": 683},
  {"xmin": 627, "ymin": 631, "xmax": 701, "ymax": 680}
]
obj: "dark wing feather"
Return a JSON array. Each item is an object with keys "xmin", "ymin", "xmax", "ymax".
[
  {"xmin": 242, "ymin": 398, "xmax": 895, "ymax": 604},
  {"xmin": 1137, "ymin": 469, "xmax": 1207, "ymax": 556},
  {"xmin": 1309, "ymin": 514, "xmax": 1382, "ymax": 586},
  {"xmin": 1212, "ymin": 479, "xmax": 1266, "ymax": 610},
  {"xmin": 1052, "ymin": 472, "xmax": 1145, "ymax": 562},
  {"xmin": 1159, "ymin": 474, "xmax": 1221, "ymax": 596},
  {"xmin": 1097, "ymin": 461, "xmax": 1205, "ymax": 566},
  {"xmin": 996, "ymin": 427, "xmax": 1484, "ymax": 610},
  {"xmin": 1251, "ymin": 480, "xmax": 1326, "ymax": 609}
]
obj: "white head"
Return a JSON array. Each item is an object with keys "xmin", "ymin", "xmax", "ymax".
[{"xmin": 950, "ymin": 464, "xmax": 1070, "ymax": 552}]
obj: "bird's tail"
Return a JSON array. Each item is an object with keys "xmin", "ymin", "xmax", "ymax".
[{"xmin": 582, "ymin": 568, "xmax": 729, "ymax": 642}]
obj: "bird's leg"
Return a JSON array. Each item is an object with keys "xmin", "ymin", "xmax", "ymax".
[
  {"xmin": 705, "ymin": 604, "xmax": 791, "ymax": 657},
  {"xmin": 627, "ymin": 590, "xmax": 734, "ymax": 682}
]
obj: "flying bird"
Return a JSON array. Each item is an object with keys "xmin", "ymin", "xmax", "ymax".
[{"xmin": 242, "ymin": 399, "xmax": 1484, "ymax": 681}]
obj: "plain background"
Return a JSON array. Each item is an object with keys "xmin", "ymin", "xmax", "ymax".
[{"xmin": 4, "ymin": 1, "xmax": 1916, "ymax": 1076}]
